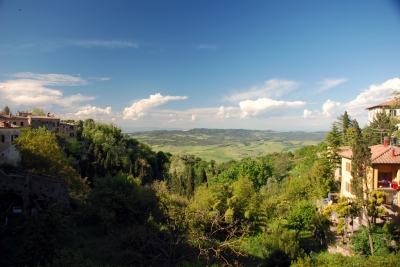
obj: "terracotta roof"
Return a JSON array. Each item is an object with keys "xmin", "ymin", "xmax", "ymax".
[
  {"xmin": 366, "ymin": 99, "xmax": 398, "ymax": 110},
  {"xmin": 338, "ymin": 145, "xmax": 400, "ymax": 164},
  {"xmin": 30, "ymin": 115, "xmax": 60, "ymax": 119},
  {"xmin": 0, "ymin": 120, "xmax": 21, "ymax": 129}
]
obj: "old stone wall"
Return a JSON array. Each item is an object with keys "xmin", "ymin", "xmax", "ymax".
[{"xmin": 0, "ymin": 169, "xmax": 70, "ymax": 210}]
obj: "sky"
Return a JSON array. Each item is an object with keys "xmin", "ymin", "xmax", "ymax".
[{"xmin": 1, "ymin": 0, "xmax": 400, "ymax": 132}]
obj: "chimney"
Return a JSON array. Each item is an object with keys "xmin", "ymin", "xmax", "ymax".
[
  {"xmin": 392, "ymin": 149, "xmax": 395, "ymax": 158},
  {"xmin": 384, "ymin": 137, "xmax": 388, "ymax": 147}
]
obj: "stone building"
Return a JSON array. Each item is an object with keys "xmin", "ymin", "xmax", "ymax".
[{"xmin": 0, "ymin": 120, "xmax": 21, "ymax": 166}]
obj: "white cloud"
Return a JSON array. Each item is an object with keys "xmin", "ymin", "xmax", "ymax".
[
  {"xmin": 216, "ymin": 106, "xmax": 231, "ymax": 118},
  {"xmin": 191, "ymin": 114, "xmax": 197, "ymax": 121},
  {"xmin": 225, "ymin": 79, "xmax": 300, "ymax": 103},
  {"xmin": 303, "ymin": 109, "xmax": 315, "ymax": 119},
  {"xmin": 239, "ymin": 98, "xmax": 305, "ymax": 118},
  {"xmin": 70, "ymin": 39, "xmax": 139, "ymax": 49},
  {"xmin": 318, "ymin": 78, "xmax": 348, "ymax": 92},
  {"xmin": 0, "ymin": 73, "xmax": 94, "ymax": 107},
  {"xmin": 344, "ymin": 78, "xmax": 400, "ymax": 116},
  {"xmin": 12, "ymin": 72, "xmax": 87, "ymax": 86},
  {"xmin": 123, "ymin": 93, "xmax": 188, "ymax": 120},
  {"xmin": 75, "ymin": 106, "xmax": 112, "ymax": 116},
  {"xmin": 322, "ymin": 99, "xmax": 341, "ymax": 118}
]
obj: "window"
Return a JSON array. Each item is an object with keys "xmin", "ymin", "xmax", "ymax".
[
  {"xmin": 378, "ymin": 172, "xmax": 392, "ymax": 188},
  {"xmin": 346, "ymin": 162, "xmax": 352, "ymax": 172},
  {"xmin": 20, "ymin": 122, "xmax": 24, "ymax": 126},
  {"xmin": 70, "ymin": 133, "xmax": 75, "ymax": 137},
  {"xmin": 0, "ymin": 135, "xmax": 4, "ymax": 143},
  {"xmin": 11, "ymin": 135, "xmax": 18, "ymax": 141},
  {"xmin": 345, "ymin": 182, "xmax": 352, "ymax": 193},
  {"xmin": 13, "ymin": 122, "xmax": 16, "ymax": 125},
  {"xmin": 390, "ymin": 109, "xmax": 397, "ymax": 116}
]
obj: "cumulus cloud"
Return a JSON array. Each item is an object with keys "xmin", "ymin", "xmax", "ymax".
[
  {"xmin": 217, "ymin": 106, "xmax": 230, "ymax": 118},
  {"xmin": 239, "ymin": 98, "xmax": 305, "ymax": 118},
  {"xmin": 318, "ymin": 78, "xmax": 348, "ymax": 92},
  {"xmin": 343, "ymin": 78, "xmax": 400, "ymax": 116},
  {"xmin": 70, "ymin": 39, "xmax": 139, "ymax": 49},
  {"xmin": 75, "ymin": 106, "xmax": 112, "ymax": 116},
  {"xmin": 303, "ymin": 109, "xmax": 315, "ymax": 119},
  {"xmin": 123, "ymin": 93, "xmax": 188, "ymax": 120},
  {"xmin": 322, "ymin": 99, "xmax": 341, "ymax": 118},
  {"xmin": 0, "ymin": 73, "xmax": 94, "ymax": 107},
  {"xmin": 225, "ymin": 79, "xmax": 300, "ymax": 103}
]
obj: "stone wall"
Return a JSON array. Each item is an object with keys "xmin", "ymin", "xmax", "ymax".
[{"xmin": 0, "ymin": 168, "xmax": 70, "ymax": 211}]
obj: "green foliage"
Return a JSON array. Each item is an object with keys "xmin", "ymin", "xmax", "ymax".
[
  {"xmin": 17, "ymin": 199, "xmax": 68, "ymax": 267},
  {"xmin": 369, "ymin": 191, "xmax": 388, "ymax": 223},
  {"xmin": 363, "ymin": 110, "xmax": 398, "ymax": 146},
  {"xmin": 292, "ymin": 252, "xmax": 400, "ymax": 267},
  {"xmin": 263, "ymin": 228, "xmax": 305, "ymax": 267},
  {"xmin": 3, "ymin": 105, "xmax": 10, "ymax": 115},
  {"xmin": 352, "ymin": 225, "xmax": 396, "ymax": 256},
  {"xmin": 86, "ymin": 173, "xmax": 158, "ymax": 231},
  {"xmin": 13, "ymin": 127, "xmax": 89, "ymax": 199},
  {"xmin": 335, "ymin": 111, "xmax": 353, "ymax": 145},
  {"xmin": 31, "ymin": 106, "xmax": 45, "ymax": 115},
  {"xmin": 287, "ymin": 200, "xmax": 317, "ymax": 238}
]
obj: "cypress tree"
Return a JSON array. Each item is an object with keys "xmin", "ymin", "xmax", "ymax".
[{"xmin": 350, "ymin": 119, "xmax": 374, "ymax": 255}]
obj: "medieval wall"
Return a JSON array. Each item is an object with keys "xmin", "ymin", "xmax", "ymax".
[{"xmin": 0, "ymin": 169, "xmax": 70, "ymax": 210}]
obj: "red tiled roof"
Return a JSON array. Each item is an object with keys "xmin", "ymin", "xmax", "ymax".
[
  {"xmin": 338, "ymin": 145, "xmax": 400, "ymax": 164},
  {"xmin": 365, "ymin": 99, "xmax": 398, "ymax": 110},
  {"xmin": 30, "ymin": 115, "xmax": 60, "ymax": 119}
]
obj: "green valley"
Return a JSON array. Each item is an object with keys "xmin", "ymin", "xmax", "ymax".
[{"xmin": 129, "ymin": 128, "xmax": 326, "ymax": 161}]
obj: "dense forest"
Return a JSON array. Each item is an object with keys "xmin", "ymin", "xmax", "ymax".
[{"xmin": 2, "ymin": 110, "xmax": 400, "ymax": 267}]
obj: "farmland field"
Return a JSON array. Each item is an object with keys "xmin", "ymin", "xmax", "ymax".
[{"xmin": 129, "ymin": 128, "xmax": 326, "ymax": 162}]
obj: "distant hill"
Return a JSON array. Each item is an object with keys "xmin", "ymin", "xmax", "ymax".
[{"xmin": 128, "ymin": 128, "xmax": 327, "ymax": 146}]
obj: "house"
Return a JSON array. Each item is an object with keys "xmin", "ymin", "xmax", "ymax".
[
  {"xmin": 366, "ymin": 98, "xmax": 400, "ymax": 124},
  {"xmin": 339, "ymin": 140, "xmax": 400, "ymax": 207},
  {"xmin": 28, "ymin": 113, "xmax": 61, "ymax": 132},
  {"xmin": 0, "ymin": 113, "xmax": 29, "ymax": 128},
  {"xmin": 59, "ymin": 122, "xmax": 77, "ymax": 138},
  {"xmin": 0, "ymin": 120, "xmax": 21, "ymax": 166}
]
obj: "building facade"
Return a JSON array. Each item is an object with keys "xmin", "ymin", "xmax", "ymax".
[
  {"xmin": 366, "ymin": 99, "xmax": 400, "ymax": 124},
  {"xmin": 0, "ymin": 120, "xmax": 21, "ymax": 166},
  {"xmin": 339, "ymin": 142, "xmax": 400, "ymax": 207}
]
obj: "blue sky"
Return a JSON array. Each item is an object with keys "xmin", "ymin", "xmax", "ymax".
[{"xmin": 1, "ymin": 1, "xmax": 400, "ymax": 132}]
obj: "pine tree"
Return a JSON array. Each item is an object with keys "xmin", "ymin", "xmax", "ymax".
[{"xmin": 335, "ymin": 111, "xmax": 353, "ymax": 144}]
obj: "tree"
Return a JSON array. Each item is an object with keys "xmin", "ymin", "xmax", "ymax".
[
  {"xmin": 350, "ymin": 119, "xmax": 375, "ymax": 254},
  {"xmin": 325, "ymin": 124, "xmax": 342, "ymax": 170},
  {"xmin": 3, "ymin": 105, "xmax": 10, "ymax": 115},
  {"xmin": 287, "ymin": 200, "xmax": 316, "ymax": 238},
  {"xmin": 13, "ymin": 127, "xmax": 88, "ymax": 199},
  {"xmin": 32, "ymin": 106, "xmax": 45, "ymax": 115},
  {"xmin": 335, "ymin": 111, "xmax": 353, "ymax": 144},
  {"xmin": 18, "ymin": 199, "xmax": 68, "ymax": 267},
  {"xmin": 363, "ymin": 110, "xmax": 398, "ymax": 146}
]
